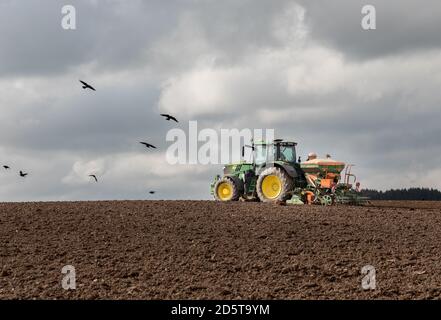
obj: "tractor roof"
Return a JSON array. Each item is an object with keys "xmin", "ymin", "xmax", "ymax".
[{"xmin": 253, "ymin": 139, "xmax": 297, "ymax": 146}]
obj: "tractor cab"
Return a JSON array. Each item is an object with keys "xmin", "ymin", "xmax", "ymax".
[
  {"xmin": 251, "ymin": 139, "xmax": 303, "ymax": 182},
  {"xmin": 253, "ymin": 139, "xmax": 298, "ymax": 166}
]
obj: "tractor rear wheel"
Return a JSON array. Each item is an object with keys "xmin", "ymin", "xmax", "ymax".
[
  {"xmin": 214, "ymin": 176, "xmax": 243, "ymax": 201},
  {"xmin": 256, "ymin": 167, "xmax": 293, "ymax": 203}
]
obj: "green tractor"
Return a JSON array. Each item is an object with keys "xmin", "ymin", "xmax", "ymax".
[{"xmin": 210, "ymin": 139, "xmax": 368, "ymax": 205}]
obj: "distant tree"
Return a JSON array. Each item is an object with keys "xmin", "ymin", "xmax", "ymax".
[{"xmin": 361, "ymin": 188, "xmax": 441, "ymax": 200}]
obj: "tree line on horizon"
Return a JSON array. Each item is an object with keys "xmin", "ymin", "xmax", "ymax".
[{"xmin": 361, "ymin": 187, "xmax": 441, "ymax": 200}]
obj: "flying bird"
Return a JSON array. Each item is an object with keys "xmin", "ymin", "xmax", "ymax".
[
  {"xmin": 19, "ymin": 171, "xmax": 28, "ymax": 177},
  {"xmin": 79, "ymin": 80, "xmax": 96, "ymax": 91},
  {"xmin": 140, "ymin": 142, "xmax": 157, "ymax": 149},
  {"xmin": 3, "ymin": 165, "xmax": 10, "ymax": 170},
  {"xmin": 89, "ymin": 174, "xmax": 98, "ymax": 182},
  {"xmin": 160, "ymin": 114, "xmax": 178, "ymax": 123},
  {"xmin": 149, "ymin": 191, "xmax": 156, "ymax": 194}
]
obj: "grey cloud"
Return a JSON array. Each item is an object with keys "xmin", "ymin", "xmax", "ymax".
[
  {"xmin": 297, "ymin": 0, "xmax": 441, "ymax": 60},
  {"xmin": 0, "ymin": 0, "xmax": 295, "ymax": 78},
  {"xmin": 0, "ymin": 85, "xmax": 163, "ymax": 153},
  {"xmin": 0, "ymin": 0, "xmax": 184, "ymax": 77}
]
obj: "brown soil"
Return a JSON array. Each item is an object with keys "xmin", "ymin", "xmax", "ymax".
[{"xmin": 1, "ymin": 200, "xmax": 441, "ymax": 300}]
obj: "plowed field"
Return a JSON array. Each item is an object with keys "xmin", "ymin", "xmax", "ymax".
[{"xmin": 1, "ymin": 200, "xmax": 440, "ymax": 299}]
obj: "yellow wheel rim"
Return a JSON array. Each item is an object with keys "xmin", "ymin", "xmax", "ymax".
[
  {"xmin": 217, "ymin": 182, "xmax": 233, "ymax": 201},
  {"xmin": 261, "ymin": 175, "xmax": 282, "ymax": 199}
]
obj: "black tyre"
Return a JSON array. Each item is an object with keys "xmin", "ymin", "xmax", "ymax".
[
  {"xmin": 214, "ymin": 176, "xmax": 243, "ymax": 201},
  {"xmin": 256, "ymin": 167, "xmax": 293, "ymax": 203}
]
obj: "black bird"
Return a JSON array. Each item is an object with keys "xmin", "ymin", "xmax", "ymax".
[
  {"xmin": 140, "ymin": 142, "xmax": 157, "ymax": 149},
  {"xmin": 89, "ymin": 174, "xmax": 98, "ymax": 182},
  {"xmin": 3, "ymin": 165, "xmax": 10, "ymax": 170},
  {"xmin": 149, "ymin": 191, "xmax": 156, "ymax": 194},
  {"xmin": 160, "ymin": 114, "xmax": 178, "ymax": 123},
  {"xmin": 79, "ymin": 80, "xmax": 96, "ymax": 91},
  {"xmin": 19, "ymin": 171, "xmax": 28, "ymax": 177}
]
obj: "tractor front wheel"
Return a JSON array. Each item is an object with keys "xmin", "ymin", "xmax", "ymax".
[
  {"xmin": 214, "ymin": 177, "xmax": 243, "ymax": 201},
  {"xmin": 256, "ymin": 167, "xmax": 293, "ymax": 203}
]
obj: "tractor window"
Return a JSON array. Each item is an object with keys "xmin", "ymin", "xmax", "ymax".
[
  {"xmin": 254, "ymin": 145, "xmax": 267, "ymax": 165},
  {"xmin": 278, "ymin": 145, "xmax": 296, "ymax": 163}
]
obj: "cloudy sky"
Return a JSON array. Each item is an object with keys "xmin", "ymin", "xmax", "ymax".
[{"xmin": 1, "ymin": 0, "xmax": 441, "ymax": 201}]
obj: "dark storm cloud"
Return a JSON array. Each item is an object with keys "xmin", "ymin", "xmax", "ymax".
[
  {"xmin": 170, "ymin": 0, "xmax": 293, "ymax": 63},
  {"xmin": 0, "ymin": 81, "xmax": 166, "ymax": 154},
  {"xmin": 0, "ymin": 0, "xmax": 296, "ymax": 78},
  {"xmin": 0, "ymin": 0, "xmax": 184, "ymax": 77},
  {"xmin": 297, "ymin": 0, "xmax": 441, "ymax": 60}
]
